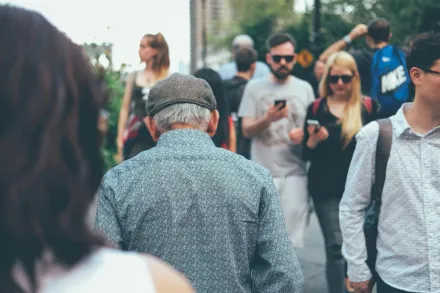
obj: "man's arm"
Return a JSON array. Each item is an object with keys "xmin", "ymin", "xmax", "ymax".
[
  {"xmin": 319, "ymin": 24, "xmax": 368, "ymax": 62},
  {"xmin": 339, "ymin": 122, "xmax": 379, "ymax": 283},
  {"xmin": 94, "ymin": 179, "xmax": 124, "ymax": 248},
  {"xmin": 252, "ymin": 174, "xmax": 304, "ymax": 292},
  {"xmin": 241, "ymin": 116, "xmax": 271, "ymax": 139}
]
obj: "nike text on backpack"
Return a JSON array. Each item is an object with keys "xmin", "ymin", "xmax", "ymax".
[
  {"xmin": 370, "ymin": 46, "xmax": 410, "ymax": 117},
  {"xmin": 363, "ymin": 118, "xmax": 392, "ymax": 282}
]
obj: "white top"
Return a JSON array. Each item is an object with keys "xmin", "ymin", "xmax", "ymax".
[
  {"xmin": 238, "ymin": 76, "xmax": 315, "ymax": 178},
  {"xmin": 13, "ymin": 248, "xmax": 156, "ymax": 293},
  {"xmin": 340, "ymin": 103, "xmax": 440, "ymax": 292}
]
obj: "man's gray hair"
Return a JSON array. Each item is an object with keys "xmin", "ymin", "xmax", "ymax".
[
  {"xmin": 232, "ymin": 34, "xmax": 254, "ymax": 52},
  {"xmin": 153, "ymin": 103, "xmax": 211, "ymax": 132}
]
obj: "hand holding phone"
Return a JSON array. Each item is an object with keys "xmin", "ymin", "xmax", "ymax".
[
  {"xmin": 307, "ymin": 119, "xmax": 321, "ymax": 132},
  {"xmin": 266, "ymin": 100, "xmax": 288, "ymax": 122},
  {"xmin": 274, "ymin": 99, "xmax": 287, "ymax": 109},
  {"xmin": 306, "ymin": 119, "xmax": 328, "ymax": 148}
]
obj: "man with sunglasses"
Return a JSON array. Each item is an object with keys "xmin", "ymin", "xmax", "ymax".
[
  {"xmin": 340, "ymin": 32, "xmax": 440, "ymax": 293},
  {"xmin": 238, "ymin": 33, "xmax": 315, "ymax": 248}
]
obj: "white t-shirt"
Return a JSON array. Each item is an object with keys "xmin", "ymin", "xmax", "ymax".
[
  {"xmin": 238, "ymin": 76, "xmax": 315, "ymax": 178},
  {"xmin": 13, "ymin": 248, "xmax": 156, "ymax": 293}
]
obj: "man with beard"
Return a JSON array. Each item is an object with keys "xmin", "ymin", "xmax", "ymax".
[{"xmin": 238, "ymin": 33, "xmax": 315, "ymax": 248}]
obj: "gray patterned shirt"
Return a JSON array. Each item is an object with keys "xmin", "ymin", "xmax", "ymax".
[
  {"xmin": 340, "ymin": 103, "xmax": 440, "ymax": 292},
  {"xmin": 95, "ymin": 129, "xmax": 303, "ymax": 293}
]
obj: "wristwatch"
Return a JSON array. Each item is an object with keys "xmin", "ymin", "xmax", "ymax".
[{"xmin": 343, "ymin": 34, "xmax": 352, "ymax": 44}]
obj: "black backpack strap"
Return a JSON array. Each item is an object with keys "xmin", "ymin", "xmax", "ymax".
[{"xmin": 374, "ymin": 118, "xmax": 393, "ymax": 203}]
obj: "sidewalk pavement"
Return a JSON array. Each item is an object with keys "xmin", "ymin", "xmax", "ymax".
[{"xmin": 297, "ymin": 212, "xmax": 327, "ymax": 293}]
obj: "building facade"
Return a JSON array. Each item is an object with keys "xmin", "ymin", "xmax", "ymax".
[{"xmin": 190, "ymin": 0, "xmax": 233, "ymax": 73}]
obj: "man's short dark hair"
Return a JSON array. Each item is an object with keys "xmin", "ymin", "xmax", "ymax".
[
  {"xmin": 407, "ymin": 32, "xmax": 440, "ymax": 71},
  {"xmin": 367, "ymin": 18, "xmax": 391, "ymax": 43},
  {"xmin": 406, "ymin": 32, "xmax": 440, "ymax": 97},
  {"xmin": 235, "ymin": 47, "xmax": 257, "ymax": 72},
  {"xmin": 266, "ymin": 33, "xmax": 297, "ymax": 51}
]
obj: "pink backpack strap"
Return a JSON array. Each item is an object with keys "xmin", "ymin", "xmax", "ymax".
[
  {"xmin": 312, "ymin": 98, "xmax": 323, "ymax": 116},
  {"xmin": 363, "ymin": 96, "xmax": 373, "ymax": 115}
]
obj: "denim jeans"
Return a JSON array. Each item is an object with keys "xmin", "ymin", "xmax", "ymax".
[{"xmin": 313, "ymin": 197, "xmax": 345, "ymax": 293}]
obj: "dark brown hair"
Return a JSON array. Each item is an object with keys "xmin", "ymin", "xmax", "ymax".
[
  {"xmin": 235, "ymin": 47, "xmax": 257, "ymax": 72},
  {"xmin": 144, "ymin": 33, "xmax": 170, "ymax": 79},
  {"xmin": 406, "ymin": 32, "xmax": 440, "ymax": 98},
  {"xmin": 367, "ymin": 18, "xmax": 391, "ymax": 44},
  {"xmin": 0, "ymin": 4, "xmax": 105, "ymax": 291},
  {"xmin": 266, "ymin": 33, "xmax": 297, "ymax": 51}
]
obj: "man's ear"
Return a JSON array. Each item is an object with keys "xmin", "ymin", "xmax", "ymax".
[
  {"xmin": 144, "ymin": 116, "xmax": 160, "ymax": 142},
  {"xmin": 207, "ymin": 110, "xmax": 219, "ymax": 137}
]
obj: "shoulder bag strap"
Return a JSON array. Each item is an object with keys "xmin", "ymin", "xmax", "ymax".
[{"xmin": 374, "ymin": 118, "xmax": 393, "ymax": 203}]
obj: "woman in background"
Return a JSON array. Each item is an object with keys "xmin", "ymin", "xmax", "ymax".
[
  {"xmin": 194, "ymin": 68, "xmax": 236, "ymax": 152},
  {"xmin": 302, "ymin": 52, "xmax": 378, "ymax": 293},
  {"xmin": 0, "ymin": 5, "xmax": 192, "ymax": 293},
  {"xmin": 117, "ymin": 33, "xmax": 170, "ymax": 161}
]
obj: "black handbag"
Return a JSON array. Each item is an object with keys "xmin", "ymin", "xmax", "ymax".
[{"xmin": 363, "ymin": 118, "xmax": 393, "ymax": 280}]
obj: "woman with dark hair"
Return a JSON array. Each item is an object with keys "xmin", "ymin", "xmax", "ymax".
[
  {"xmin": 193, "ymin": 68, "xmax": 236, "ymax": 152},
  {"xmin": 117, "ymin": 33, "xmax": 170, "ymax": 161},
  {"xmin": 0, "ymin": 5, "xmax": 192, "ymax": 293}
]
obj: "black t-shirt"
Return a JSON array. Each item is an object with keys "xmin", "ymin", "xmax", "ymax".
[
  {"xmin": 350, "ymin": 48, "xmax": 375, "ymax": 95},
  {"xmin": 223, "ymin": 76, "xmax": 251, "ymax": 159},
  {"xmin": 223, "ymin": 76, "xmax": 248, "ymax": 114},
  {"xmin": 303, "ymin": 97, "xmax": 379, "ymax": 199}
]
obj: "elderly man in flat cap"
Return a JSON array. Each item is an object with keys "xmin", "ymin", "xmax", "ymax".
[{"xmin": 95, "ymin": 73, "xmax": 303, "ymax": 293}]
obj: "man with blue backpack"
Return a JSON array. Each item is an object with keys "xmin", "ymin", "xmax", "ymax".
[
  {"xmin": 367, "ymin": 19, "xmax": 411, "ymax": 118},
  {"xmin": 319, "ymin": 18, "xmax": 410, "ymax": 118}
]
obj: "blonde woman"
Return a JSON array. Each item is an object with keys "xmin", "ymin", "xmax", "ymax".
[
  {"xmin": 117, "ymin": 33, "xmax": 170, "ymax": 161},
  {"xmin": 302, "ymin": 52, "xmax": 378, "ymax": 293}
]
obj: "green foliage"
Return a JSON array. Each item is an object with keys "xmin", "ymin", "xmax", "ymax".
[
  {"xmin": 99, "ymin": 69, "xmax": 125, "ymax": 171},
  {"xmin": 325, "ymin": 0, "xmax": 440, "ymax": 45},
  {"xmin": 220, "ymin": 0, "xmax": 440, "ymax": 81}
]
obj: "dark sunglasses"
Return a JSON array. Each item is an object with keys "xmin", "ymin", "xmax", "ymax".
[
  {"xmin": 328, "ymin": 75, "xmax": 353, "ymax": 84},
  {"xmin": 272, "ymin": 55, "xmax": 295, "ymax": 63},
  {"xmin": 418, "ymin": 67, "xmax": 440, "ymax": 75}
]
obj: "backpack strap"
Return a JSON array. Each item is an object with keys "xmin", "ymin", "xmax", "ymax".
[
  {"xmin": 312, "ymin": 98, "xmax": 323, "ymax": 116},
  {"xmin": 374, "ymin": 118, "xmax": 393, "ymax": 203},
  {"xmin": 363, "ymin": 96, "xmax": 373, "ymax": 115}
]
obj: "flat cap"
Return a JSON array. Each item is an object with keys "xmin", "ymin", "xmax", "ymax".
[{"xmin": 146, "ymin": 73, "xmax": 217, "ymax": 117}]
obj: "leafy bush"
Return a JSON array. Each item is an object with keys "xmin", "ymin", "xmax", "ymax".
[{"xmin": 100, "ymin": 69, "xmax": 125, "ymax": 171}]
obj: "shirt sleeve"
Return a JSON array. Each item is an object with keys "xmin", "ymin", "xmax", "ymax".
[
  {"xmin": 255, "ymin": 61, "xmax": 271, "ymax": 79},
  {"xmin": 339, "ymin": 121, "xmax": 379, "ymax": 282},
  {"xmin": 306, "ymin": 81, "xmax": 316, "ymax": 104},
  {"xmin": 238, "ymin": 82, "xmax": 258, "ymax": 119},
  {"xmin": 94, "ymin": 178, "xmax": 124, "ymax": 249},
  {"xmin": 252, "ymin": 173, "xmax": 304, "ymax": 292}
]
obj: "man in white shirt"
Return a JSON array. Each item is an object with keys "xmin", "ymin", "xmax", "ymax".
[
  {"xmin": 340, "ymin": 32, "xmax": 440, "ymax": 293},
  {"xmin": 238, "ymin": 33, "xmax": 315, "ymax": 248}
]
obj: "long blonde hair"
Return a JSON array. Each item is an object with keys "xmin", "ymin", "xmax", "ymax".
[{"xmin": 319, "ymin": 52, "xmax": 363, "ymax": 148}]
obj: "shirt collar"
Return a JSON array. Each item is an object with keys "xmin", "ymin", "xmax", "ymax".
[
  {"xmin": 393, "ymin": 103, "xmax": 440, "ymax": 137},
  {"xmin": 156, "ymin": 129, "xmax": 215, "ymax": 148},
  {"xmin": 393, "ymin": 103, "xmax": 412, "ymax": 137}
]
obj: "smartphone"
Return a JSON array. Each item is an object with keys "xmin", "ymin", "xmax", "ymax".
[
  {"xmin": 274, "ymin": 99, "xmax": 287, "ymax": 109},
  {"xmin": 307, "ymin": 119, "xmax": 321, "ymax": 132}
]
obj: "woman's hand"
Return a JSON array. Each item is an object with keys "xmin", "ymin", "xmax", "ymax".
[{"xmin": 306, "ymin": 125, "xmax": 329, "ymax": 149}]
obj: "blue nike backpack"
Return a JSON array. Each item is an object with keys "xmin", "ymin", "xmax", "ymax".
[{"xmin": 370, "ymin": 45, "xmax": 410, "ymax": 117}]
